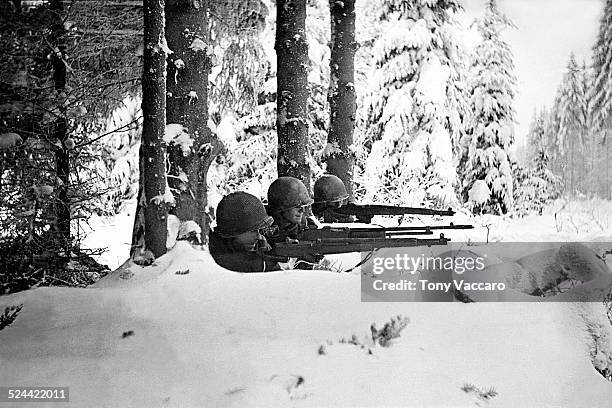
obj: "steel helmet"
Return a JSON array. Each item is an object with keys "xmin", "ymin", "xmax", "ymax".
[
  {"xmin": 215, "ymin": 192, "xmax": 274, "ymax": 237},
  {"xmin": 313, "ymin": 174, "xmax": 349, "ymax": 204},
  {"xmin": 267, "ymin": 176, "xmax": 313, "ymax": 212}
]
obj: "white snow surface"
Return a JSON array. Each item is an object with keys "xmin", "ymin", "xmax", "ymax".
[
  {"xmin": 1, "ymin": 240, "xmax": 612, "ymax": 407},
  {"xmin": 164, "ymin": 123, "xmax": 193, "ymax": 156}
]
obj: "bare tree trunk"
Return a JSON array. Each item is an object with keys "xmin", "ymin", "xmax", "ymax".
[
  {"xmin": 165, "ymin": 0, "xmax": 220, "ymax": 241},
  {"xmin": 50, "ymin": 0, "xmax": 70, "ymax": 252},
  {"xmin": 275, "ymin": 0, "xmax": 310, "ymax": 188},
  {"xmin": 132, "ymin": 0, "xmax": 169, "ymax": 258},
  {"xmin": 327, "ymin": 0, "xmax": 356, "ymax": 198}
]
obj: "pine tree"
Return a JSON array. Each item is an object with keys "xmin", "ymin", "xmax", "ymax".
[
  {"xmin": 326, "ymin": 0, "xmax": 356, "ymax": 197},
  {"xmin": 461, "ymin": 0, "xmax": 516, "ymax": 214},
  {"xmin": 589, "ymin": 0, "xmax": 612, "ymax": 198},
  {"xmin": 276, "ymin": 0, "xmax": 311, "ymax": 187},
  {"xmin": 590, "ymin": 0, "xmax": 612, "ymax": 133},
  {"xmin": 554, "ymin": 54, "xmax": 590, "ymax": 196},
  {"xmin": 134, "ymin": 0, "xmax": 169, "ymax": 258},
  {"xmin": 358, "ymin": 0, "xmax": 465, "ymax": 207},
  {"xmin": 524, "ymin": 109, "xmax": 547, "ymax": 164},
  {"xmin": 165, "ymin": 0, "xmax": 221, "ymax": 241}
]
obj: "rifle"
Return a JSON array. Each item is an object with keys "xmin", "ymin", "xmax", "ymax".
[
  {"xmin": 292, "ymin": 224, "xmax": 473, "ymax": 240},
  {"xmin": 312, "ymin": 202, "xmax": 456, "ymax": 223},
  {"xmin": 263, "ymin": 234, "xmax": 450, "ymax": 262}
]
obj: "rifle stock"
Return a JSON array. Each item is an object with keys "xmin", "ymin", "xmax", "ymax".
[{"xmin": 333, "ymin": 203, "xmax": 455, "ymax": 217}]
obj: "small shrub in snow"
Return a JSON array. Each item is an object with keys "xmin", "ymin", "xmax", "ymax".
[
  {"xmin": 0, "ymin": 304, "xmax": 23, "ymax": 331},
  {"xmin": 461, "ymin": 383, "xmax": 498, "ymax": 401},
  {"xmin": 370, "ymin": 315, "xmax": 409, "ymax": 347},
  {"xmin": 319, "ymin": 334, "xmax": 373, "ymax": 356},
  {"xmin": 121, "ymin": 330, "xmax": 135, "ymax": 339},
  {"xmin": 512, "ymin": 152, "xmax": 561, "ymax": 217}
]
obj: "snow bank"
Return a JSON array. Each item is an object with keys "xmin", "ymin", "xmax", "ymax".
[{"xmin": 1, "ymin": 242, "xmax": 611, "ymax": 407}]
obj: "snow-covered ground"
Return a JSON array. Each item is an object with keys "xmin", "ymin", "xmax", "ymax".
[
  {"xmin": 1, "ymin": 198, "xmax": 611, "ymax": 407},
  {"xmin": 1, "ymin": 242, "xmax": 611, "ymax": 407}
]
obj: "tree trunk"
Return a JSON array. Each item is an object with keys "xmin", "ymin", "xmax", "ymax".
[
  {"xmin": 165, "ymin": 0, "xmax": 220, "ymax": 241},
  {"xmin": 607, "ymin": 131, "xmax": 610, "ymax": 199},
  {"xmin": 275, "ymin": 0, "xmax": 310, "ymax": 188},
  {"xmin": 570, "ymin": 133, "xmax": 574, "ymax": 196},
  {"xmin": 50, "ymin": 0, "xmax": 70, "ymax": 252},
  {"xmin": 327, "ymin": 0, "xmax": 356, "ymax": 198},
  {"xmin": 133, "ymin": 0, "xmax": 169, "ymax": 258}
]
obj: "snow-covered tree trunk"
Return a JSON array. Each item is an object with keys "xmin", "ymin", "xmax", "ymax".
[
  {"xmin": 326, "ymin": 0, "xmax": 356, "ymax": 197},
  {"xmin": 275, "ymin": 0, "xmax": 310, "ymax": 187},
  {"xmin": 133, "ymin": 0, "xmax": 169, "ymax": 258},
  {"xmin": 165, "ymin": 0, "xmax": 220, "ymax": 241},
  {"xmin": 50, "ymin": 0, "xmax": 70, "ymax": 251}
]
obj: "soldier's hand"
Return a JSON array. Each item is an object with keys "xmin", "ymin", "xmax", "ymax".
[
  {"xmin": 356, "ymin": 213, "xmax": 373, "ymax": 223},
  {"xmin": 299, "ymin": 253, "xmax": 324, "ymax": 264}
]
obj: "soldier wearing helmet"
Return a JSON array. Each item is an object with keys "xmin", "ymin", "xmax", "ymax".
[
  {"xmin": 312, "ymin": 174, "xmax": 371, "ymax": 223},
  {"xmin": 208, "ymin": 192, "xmax": 280, "ymax": 272},
  {"xmin": 266, "ymin": 176, "xmax": 315, "ymax": 241},
  {"xmin": 266, "ymin": 176, "xmax": 324, "ymax": 268}
]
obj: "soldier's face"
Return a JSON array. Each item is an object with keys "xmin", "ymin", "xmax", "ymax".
[
  {"xmin": 233, "ymin": 230, "xmax": 266, "ymax": 252},
  {"xmin": 282, "ymin": 206, "xmax": 305, "ymax": 224}
]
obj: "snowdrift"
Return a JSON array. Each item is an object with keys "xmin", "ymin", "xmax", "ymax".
[{"xmin": 1, "ymin": 242, "xmax": 611, "ymax": 407}]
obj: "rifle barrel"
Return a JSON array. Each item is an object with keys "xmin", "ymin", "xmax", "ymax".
[
  {"xmin": 268, "ymin": 236, "xmax": 450, "ymax": 257},
  {"xmin": 337, "ymin": 203, "xmax": 455, "ymax": 217},
  {"xmin": 297, "ymin": 224, "xmax": 473, "ymax": 241}
]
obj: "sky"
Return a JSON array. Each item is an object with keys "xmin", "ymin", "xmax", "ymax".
[{"xmin": 460, "ymin": 0, "xmax": 604, "ymax": 145}]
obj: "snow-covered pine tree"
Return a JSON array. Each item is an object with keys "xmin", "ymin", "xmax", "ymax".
[
  {"xmin": 357, "ymin": 0, "xmax": 465, "ymax": 207},
  {"xmin": 552, "ymin": 53, "xmax": 590, "ymax": 196},
  {"xmin": 461, "ymin": 0, "xmax": 516, "ymax": 215},
  {"xmin": 524, "ymin": 108, "xmax": 547, "ymax": 165},
  {"xmin": 513, "ymin": 109, "xmax": 561, "ymax": 216},
  {"xmin": 589, "ymin": 0, "xmax": 612, "ymax": 199}
]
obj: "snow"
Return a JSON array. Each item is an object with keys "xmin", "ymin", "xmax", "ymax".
[
  {"xmin": 416, "ymin": 54, "xmax": 450, "ymax": 107},
  {"xmin": 321, "ymin": 142, "xmax": 343, "ymax": 158},
  {"xmin": 80, "ymin": 200, "xmax": 137, "ymax": 270},
  {"xmin": 189, "ymin": 38, "xmax": 209, "ymax": 53},
  {"xmin": 164, "ymin": 123, "xmax": 194, "ymax": 156},
  {"xmin": 150, "ymin": 186, "xmax": 176, "ymax": 207},
  {"xmin": 1, "ymin": 240, "xmax": 611, "ymax": 407},
  {"xmin": 0, "ymin": 132, "xmax": 23, "ymax": 149},
  {"xmin": 173, "ymin": 59, "xmax": 185, "ymax": 69}
]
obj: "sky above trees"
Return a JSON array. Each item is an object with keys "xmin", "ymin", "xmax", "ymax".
[{"xmin": 460, "ymin": 0, "xmax": 601, "ymax": 145}]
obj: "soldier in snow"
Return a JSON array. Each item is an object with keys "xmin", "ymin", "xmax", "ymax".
[
  {"xmin": 208, "ymin": 192, "xmax": 280, "ymax": 273},
  {"xmin": 266, "ymin": 176, "xmax": 324, "ymax": 267},
  {"xmin": 265, "ymin": 176, "xmax": 316, "ymax": 241},
  {"xmin": 312, "ymin": 174, "xmax": 355, "ymax": 223},
  {"xmin": 312, "ymin": 174, "xmax": 373, "ymax": 223}
]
